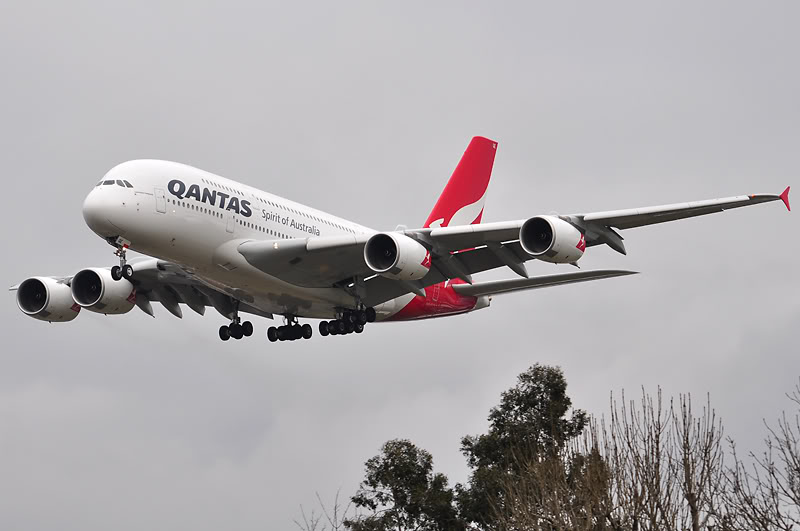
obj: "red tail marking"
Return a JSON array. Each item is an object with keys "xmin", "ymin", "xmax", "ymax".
[
  {"xmin": 424, "ymin": 136, "xmax": 497, "ymax": 229},
  {"xmin": 385, "ymin": 279, "xmax": 478, "ymax": 321},
  {"xmin": 780, "ymin": 186, "xmax": 791, "ymax": 211}
]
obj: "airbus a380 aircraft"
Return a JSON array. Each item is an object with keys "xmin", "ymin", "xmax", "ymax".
[{"xmin": 11, "ymin": 137, "xmax": 790, "ymax": 343}]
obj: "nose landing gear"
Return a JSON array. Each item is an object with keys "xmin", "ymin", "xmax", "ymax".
[{"xmin": 109, "ymin": 237, "xmax": 134, "ymax": 281}]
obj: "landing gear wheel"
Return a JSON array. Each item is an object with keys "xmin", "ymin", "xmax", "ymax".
[
  {"xmin": 122, "ymin": 264, "xmax": 134, "ymax": 280},
  {"xmin": 335, "ymin": 320, "xmax": 346, "ymax": 334},
  {"xmin": 345, "ymin": 321, "xmax": 355, "ymax": 334},
  {"xmin": 365, "ymin": 307, "xmax": 377, "ymax": 323},
  {"xmin": 267, "ymin": 327, "xmax": 278, "ymax": 342},
  {"xmin": 354, "ymin": 323, "xmax": 364, "ymax": 334},
  {"xmin": 229, "ymin": 323, "xmax": 244, "ymax": 340},
  {"xmin": 356, "ymin": 310, "xmax": 367, "ymax": 324},
  {"xmin": 302, "ymin": 323, "xmax": 313, "ymax": 339},
  {"xmin": 111, "ymin": 266, "xmax": 123, "ymax": 281},
  {"xmin": 319, "ymin": 321, "xmax": 329, "ymax": 336},
  {"xmin": 219, "ymin": 325, "xmax": 231, "ymax": 341},
  {"xmin": 242, "ymin": 321, "xmax": 253, "ymax": 337},
  {"xmin": 291, "ymin": 324, "xmax": 302, "ymax": 340}
]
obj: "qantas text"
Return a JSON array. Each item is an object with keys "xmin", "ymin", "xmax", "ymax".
[{"xmin": 167, "ymin": 179, "xmax": 252, "ymax": 217}]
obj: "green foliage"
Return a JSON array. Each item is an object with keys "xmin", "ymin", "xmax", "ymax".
[
  {"xmin": 346, "ymin": 439, "xmax": 463, "ymax": 531},
  {"xmin": 457, "ymin": 364, "xmax": 588, "ymax": 528}
]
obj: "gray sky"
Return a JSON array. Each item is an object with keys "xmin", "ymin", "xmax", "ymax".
[{"xmin": 1, "ymin": 1, "xmax": 798, "ymax": 529}]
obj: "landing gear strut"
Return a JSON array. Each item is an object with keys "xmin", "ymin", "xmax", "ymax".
[
  {"xmin": 319, "ymin": 307, "xmax": 376, "ymax": 337},
  {"xmin": 267, "ymin": 316, "xmax": 313, "ymax": 342},
  {"xmin": 218, "ymin": 303, "xmax": 253, "ymax": 341},
  {"xmin": 110, "ymin": 237, "xmax": 134, "ymax": 281}
]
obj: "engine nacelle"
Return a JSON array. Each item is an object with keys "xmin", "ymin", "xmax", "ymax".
[
  {"xmin": 520, "ymin": 215, "xmax": 586, "ymax": 264},
  {"xmin": 71, "ymin": 268, "xmax": 136, "ymax": 315},
  {"xmin": 364, "ymin": 233, "xmax": 431, "ymax": 281},
  {"xmin": 16, "ymin": 276, "xmax": 81, "ymax": 322}
]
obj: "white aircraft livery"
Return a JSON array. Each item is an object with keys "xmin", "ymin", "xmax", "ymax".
[{"xmin": 11, "ymin": 137, "xmax": 791, "ymax": 343}]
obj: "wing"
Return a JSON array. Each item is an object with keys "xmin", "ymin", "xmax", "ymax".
[
  {"xmin": 451, "ymin": 270, "xmax": 637, "ymax": 298},
  {"xmin": 123, "ymin": 258, "xmax": 272, "ymax": 320},
  {"xmin": 238, "ymin": 187, "xmax": 790, "ymax": 307}
]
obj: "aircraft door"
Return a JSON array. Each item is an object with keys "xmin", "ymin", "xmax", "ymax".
[
  {"xmin": 226, "ymin": 212, "xmax": 235, "ymax": 233},
  {"xmin": 155, "ymin": 188, "xmax": 167, "ymax": 213}
]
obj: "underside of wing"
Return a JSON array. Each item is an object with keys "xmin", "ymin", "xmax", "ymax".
[
  {"xmin": 238, "ymin": 235, "xmax": 372, "ymax": 288},
  {"xmin": 127, "ymin": 258, "xmax": 271, "ymax": 320}
]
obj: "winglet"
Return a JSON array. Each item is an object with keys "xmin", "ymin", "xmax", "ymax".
[{"xmin": 780, "ymin": 186, "xmax": 791, "ymax": 211}]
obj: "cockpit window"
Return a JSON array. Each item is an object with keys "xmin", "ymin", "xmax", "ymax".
[
  {"xmin": 115, "ymin": 180, "xmax": 125, "ymax": 187},
  {"xmin": 103, "ymin": 180, "xmax": 114, "ymax": 185},
  {"xmin": 123, "ymin": 180, "xmax": 133, "ymax": 188},
  {"xmin": 96, "ymin": 181, "xmax": 103, "ymax": 187}
]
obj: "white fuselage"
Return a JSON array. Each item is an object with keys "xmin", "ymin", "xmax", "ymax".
[{"xmin": 82, "ymin": 160, "xmax": 405, "ymax": 320}]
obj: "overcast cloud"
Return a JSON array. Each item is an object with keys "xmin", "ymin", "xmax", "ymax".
[{"xmin": 0, "ymin": 1, "xmax": 798, "ymax": 529}]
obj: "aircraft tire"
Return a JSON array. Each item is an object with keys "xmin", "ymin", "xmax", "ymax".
[
  {"xmin": 229, "ymin": 323, "xmax": 244, "ymax": 340},
  {"xmin": 242, "ymin": 321, "xmax": 253, "ymax": 337},
  {"xmin": 365, "ymin": 307, "xmax": 376, "ymax": 323},
  {"xmin": 302, "ymin": 324, "xmax": 313, "ymax": 339},
  {"xmin": 267, "ymin": 326, "xmax": 278, "ymax": 342},
  {"xmin": 219, "ymin": 325, "xmax": 231, "ymax": 341},
  {"xmin": 319, "ymin": 321, "xmax": 329, "ymax": 336},
  {"xmin": 111, "ymin": 266, "xmax": 122, "ymax": 281},
  {"xmin": 354, "ymin": 323, "xmax": 364, "ymax": 334},
  {"xmin": 122, "ymin": 264, "xmax": 134, "ymax": 280}
]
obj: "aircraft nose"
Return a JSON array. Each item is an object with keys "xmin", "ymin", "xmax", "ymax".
[{"xmin": 82, "ymin": 188, "xmax": 117, "ymax": 237}]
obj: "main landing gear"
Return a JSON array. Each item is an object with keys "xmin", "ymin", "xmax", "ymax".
[
  {"xmin": 110, "ymin": 237, "xmax": 134, "ymax": 281},
  {"xmin": 219, "ymin": 318, "xmax": 254, "ymax": 341},
  {"xmin": 267, "ymin": 316, "xmax": 313, "ymax": 342},
  {"xmin": 318, "ymin": 307, "xmax": 376, "ymax": 337}
]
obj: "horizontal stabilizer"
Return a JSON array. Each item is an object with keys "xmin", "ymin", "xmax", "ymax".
[{"xmin": 451, "ymin": 269, "xmax": 637, "ymax": 298}]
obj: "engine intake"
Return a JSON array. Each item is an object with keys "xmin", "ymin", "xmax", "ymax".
[
  {"xmin": 520, "ymin": 215, "xmax": 585, "ymax": 264},
  {"xmin": 364, "ymin": 233, "xmax": 431, "ymax": 281},
  {"xmin": 16, "ymin": 277, "xmax": 80, "ymax": 322},
  {"xmin": 71, "ymin": 268, "xmax": 136, "ymax": 314}
]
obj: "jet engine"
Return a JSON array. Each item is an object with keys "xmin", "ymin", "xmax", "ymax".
[
  {"xmin": 71, "ymin": 267, "xmax": 136, "ymax": 314},
  {"xmin": 16, "ymin": 276, "xmax": 80, "ymax": 322},
  {"xmin": 364, "ymin": 233, "xmax": 431, "ymax": 281},
  {"xmin": 520, "ymin": 215, "xmax": 585, "ymax": 264}
]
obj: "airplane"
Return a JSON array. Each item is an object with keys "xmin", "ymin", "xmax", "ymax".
[{"xmin": 10, "ymin": 137, "xmax": 791, "ymax": 343}]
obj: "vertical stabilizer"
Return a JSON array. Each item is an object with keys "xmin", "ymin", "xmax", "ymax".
[{"xmin": 424, "ymin": 136, "xmax": 498, "ymax": 228}]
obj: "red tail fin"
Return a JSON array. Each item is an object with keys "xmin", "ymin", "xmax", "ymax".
[{"xmin": 424, "ymin": 136, "xmax": 498, "ymax": 228}]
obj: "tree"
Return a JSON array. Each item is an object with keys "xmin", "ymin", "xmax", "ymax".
[
  {"xmin": 457, "ymin": 364, "xmax": 589, "ymax": 529},
  {"xmin": 345, "ymin": 439, "xmax": 463, "ymax": 531},
  {"xmin": 725, "ymin": 378, "xmax": 800, "ymax": 530}
]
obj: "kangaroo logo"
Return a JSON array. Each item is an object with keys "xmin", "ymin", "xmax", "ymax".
[
  {"xmin": 421, "ymin": 250, "xmax": 432, "ymax": 269},
  {"xmin": 576, "ymin": 233, "xmax": 586, "ymax": 252}
]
